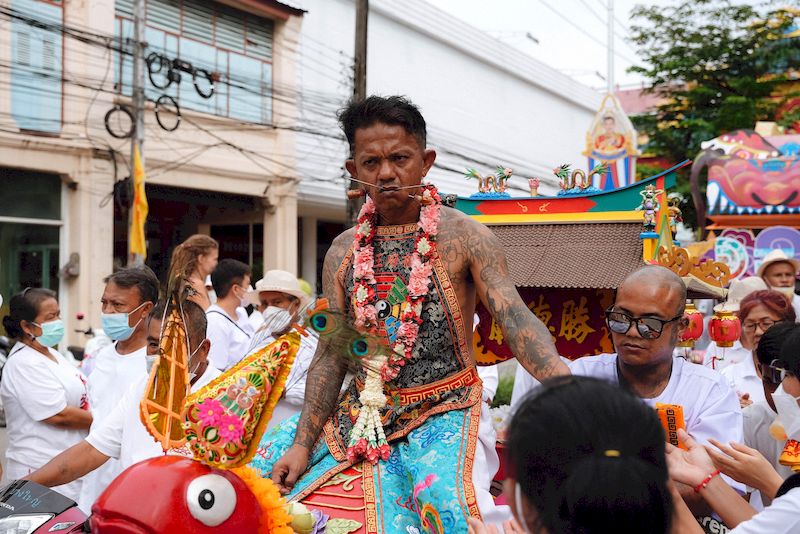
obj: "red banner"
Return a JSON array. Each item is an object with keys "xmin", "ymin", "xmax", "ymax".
[{"xmin": 474, "ymin": 288, "xmax": 615, "ymax": 365}]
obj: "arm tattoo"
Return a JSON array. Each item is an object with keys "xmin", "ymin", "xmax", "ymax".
[
  {"xmin": 293, "ymin": 233, "xmax": 352, "ymax": 450},
  {"xmin": 466, "ymin": 221, "xmax": 568, "ymax": 380}
]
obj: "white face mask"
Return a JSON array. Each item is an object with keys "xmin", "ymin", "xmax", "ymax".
[
  {"xmin": 207, "ymin": 289, "xmax": 217, "ymax": 305},
  {"xmin": 513, "ymin": 482, "xmax": 533, "ymax": 534},
  {"xmin": 773, "ymin": 383, "xmax": 800, "ymax": 441},
  {"xmin": 772, "ymin": 286, "xmax": 797, "ymax": 298},
  {"xmin": 261, "ymin": 305, "xmax": 292, "ymax": 334},
  {"xmin": 145, "ymin": 354, "xmax": 158, "ymax": 374}
]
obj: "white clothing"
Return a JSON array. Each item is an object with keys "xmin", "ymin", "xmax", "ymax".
[
  {"xmin": 83, "ymin": 364, "xmax": 220, "ymax": 513},
  {"xmin": 475, "ymin": 396, "xmax": 511, "ymax": 526},
  {"xmin": 721, "ymin": 354, "xmax": 766, "ymax": 406},
  {"xmin": 248, "ymin": 309, "xmax": 265, "ymax": 331},
  {"xmin": 794, "ymin": 294, "xmax": 800, "ymax": 322},
  {"xmin": 206, "ymin": 305, "xmax": 254, "ymax": 371},
  {"xmin": 702, "ymin": 340, "xmax": 750, "ymax": 373},
  {"xmin": 510, "ymin": 357, "xmax": 573, "ymax": 409},
  {"xmin": 477, "ymin": 365, "xmax": 499, "ymax": 404},
  {"xmin": 265, "ymin": 332, "xmax": 319, "ymax": 431},
  {"xmin": 742, "ymin": 402, "xmax": 794, "ymax": 509},
  {"xmin": 569, "ymin": 354, "xmax": 743, "ymax": 446},
  {"xmin": 730, "ymin": 487, "xmax": 800, "ymax": 533},
  {"xmin": 0, "ymin": 343, "xmax": 89, "ymax": 501},
  {"xmin": 79, "ymin": 343, "xmax": 147, "ymax": 513}
]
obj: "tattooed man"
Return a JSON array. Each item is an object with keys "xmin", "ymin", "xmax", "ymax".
[{"xmin": 251, "ymin": 96, "xmax": 568, "ymax": 533}]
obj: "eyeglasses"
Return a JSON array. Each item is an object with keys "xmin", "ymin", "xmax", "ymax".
[
  {"xmin": 604, "ymin": 308, "xmax": 683, "ymax": 340},
  {"xmin": 765, "ymin": 359, "xmax": 794, "ymax": 384},
  {"xmin": 742, "ymin": 319, "xmax": 776, "ymax": 333}
]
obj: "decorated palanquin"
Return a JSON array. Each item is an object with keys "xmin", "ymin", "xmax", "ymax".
[
  {"xmin": 457, "ymin": 161, "xmax": 726, "ymax": 364},
  {"xmin": 688, "ymin": 129, "xmax": 800, "ymax": 280}
]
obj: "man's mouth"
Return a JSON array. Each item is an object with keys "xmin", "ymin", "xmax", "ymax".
[{"xmin": 621, "ymin": 341, "xmax": 647, "ymax": 351}]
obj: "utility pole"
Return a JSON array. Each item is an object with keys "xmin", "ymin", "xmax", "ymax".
[
  {"xmin": 129, "ymin": 0, "xmax": 146, "ymax": 266},
  {"xmin": 607, "ymin": 0, "xmax": 614, "ymax": 94},
  {"xmin": 346, "ymin": 0, "xmax": 368, "ymax": 224}
]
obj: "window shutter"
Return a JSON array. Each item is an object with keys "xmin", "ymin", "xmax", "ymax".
[
  {"xmin": 15, "ymin": 29, "xmax": 31, "ymax": 66},
  {"xmin": 246, "ymin": 19, "xmax": 273, "ymax": 61},
  {"xmin": 146, "ymin": 0, "xmax": 180, "ymax": 32},
  {"xmin": 115, "ymin": 0, "xmax": 133, "ymax": 18},
  {"xmin": 215, "ymin": 6, "xmax": 245, "ymax": 52},
  {"xmin": 183, "ymin": 0, "xmax": 214, "ymax": 43}
]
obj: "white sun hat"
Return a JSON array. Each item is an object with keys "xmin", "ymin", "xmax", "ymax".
[
  {"xmin": 756, "ymin": 249, "xmax": 800, "ymax": 279},
  {"xmin": 714, "ymin": 276, "xmax": 768, "ymax": 313},
  {"xmin": 247, "ymin": 269, "xmax": 308, "ymax": 305}
]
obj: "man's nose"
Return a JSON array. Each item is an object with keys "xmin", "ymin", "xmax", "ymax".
[{"xmin": 377, "ymin": 160, "xmax": 394, "ymax": 181}]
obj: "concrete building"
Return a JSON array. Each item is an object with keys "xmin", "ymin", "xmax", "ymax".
[{"xmin": 0, "ymin": 0, "xmax": 304, "ymax": 343}]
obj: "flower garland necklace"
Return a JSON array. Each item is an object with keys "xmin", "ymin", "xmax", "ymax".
[{"xmin": 347, "ymin": 183, "xmax": 441, "ymax": 464}]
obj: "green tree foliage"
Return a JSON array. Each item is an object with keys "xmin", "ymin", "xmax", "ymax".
[{"xmin": 628, "ymin": 0, "xmax": 798, "ymax": 230}]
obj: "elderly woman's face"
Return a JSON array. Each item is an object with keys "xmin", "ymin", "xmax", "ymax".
[{"xmin": 741, "ymin": 304, "xmax": 781, "ymax": 350}]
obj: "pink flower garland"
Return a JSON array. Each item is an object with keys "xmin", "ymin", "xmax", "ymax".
[
  {"xmin": 347, "ymin": 184, "xmax": 441, "ymax": 464},
  {"xmin": 352, "ymin": 184, "xmax": 441, "ymax": 380}
]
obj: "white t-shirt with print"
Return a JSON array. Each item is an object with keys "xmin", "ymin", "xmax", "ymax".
[
  {"xmin": 0, "ymin": 343, "xmax": 89, "ymax": 501},
  {"xmin": 569, "ymin": 354, "xmax": 743, "ymax": 445},
  {"xmin": 82, "ymin": 364, "xmax": 221, "ymax": 513},
  {"xmin": 79, "ymin": 343, "xmax": 147, "ymax": 513},
  {"xmin": 206, "ymin": 305, "xmax": 254, "ymax": 371},
  {"xmin": 730, "ymin": 487, "xmax": 800, "ymax": 533}
]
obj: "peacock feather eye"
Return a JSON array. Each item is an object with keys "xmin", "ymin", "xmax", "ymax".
[
  {"xmin": 351, "ymin": 337, "xmax": 370, "ymax": 358},
  {"xmin": 310, "ymin": 312, "xmax": 329, "ymax": 332}
]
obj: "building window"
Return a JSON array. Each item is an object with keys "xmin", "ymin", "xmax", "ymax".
[
  {"xmin": 0, "ymin": 169, "xmax": 62, "ymax": 333},
  {"xmin": 115, "ymin": 0, "xmax": 274, "ymax": 124},
  {"xmin": 10, "ymin": 0, "xmax": 63, "ymax": 133}
]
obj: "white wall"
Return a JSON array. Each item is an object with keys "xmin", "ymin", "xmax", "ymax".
[{"xmin": 294, "ymin": 0, "xmax": 602, "ymax": 210}]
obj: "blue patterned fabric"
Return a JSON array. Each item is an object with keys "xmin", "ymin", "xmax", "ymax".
[{"xmin": 250, "ymin": 408, "xmax": 477, "ymax": 534}]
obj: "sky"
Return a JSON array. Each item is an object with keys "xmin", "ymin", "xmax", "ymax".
[{"xmin": 426, "ymin": 0, "xmax": 753, "ymax": 90}]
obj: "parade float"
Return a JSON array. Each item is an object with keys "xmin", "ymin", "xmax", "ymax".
[
  {"xmin": 689, "ymin": 128, "xmax": 800, "ymax": 280},
  {"xmin": 456, "ymin": 160, "xmax": 729, "ymax": 365}
]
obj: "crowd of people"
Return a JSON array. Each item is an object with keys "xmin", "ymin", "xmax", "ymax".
[{"xmin": 0, "ymin": 94, "xmax": 798, "ymax": 534}]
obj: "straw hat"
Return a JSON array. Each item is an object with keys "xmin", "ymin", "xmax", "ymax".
[
  {"xmin": 757, "ymin": 249, "xmax": 800, "ymax": 279},
  {"xmin": 714, "ymin": 276, "xmax": 768, "ymax": 313},
  {"xmin": 247, "ymin": 270, "xmax": 308, "ymax": 305}
]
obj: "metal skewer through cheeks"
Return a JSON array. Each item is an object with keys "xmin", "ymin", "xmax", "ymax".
[{"xmin": 346, "ymin": 177, "xmax": 425, "ymax": 200}]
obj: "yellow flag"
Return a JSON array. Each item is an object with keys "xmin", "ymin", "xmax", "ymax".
[{"xmin": 129, "ymin": 143, "xmax": 149, "ymax": 258}]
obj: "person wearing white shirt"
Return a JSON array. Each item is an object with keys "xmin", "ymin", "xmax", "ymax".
[
  {"xmin": 206, "ymin": 259, "xmax": 255, "ymax": 371},
  {"xmin": 79, "ymin": 266, "xmax": 157, "ymax": 512},
  {"xmin": 757, "ymin": 249, "xmax": 800, "ymax": 320},
  {"xmin": 27, "ymin": 299, "xmax": 218, "ymax": 512},
  {"xmin": 0, "ymin": 288, "xmax": 92, "ymax": 502},
  {"xmin": 246, "ymin": 270, "xmax": 317, "ymax": 430},
  {"xmin": 571, "ymin": 267, "xmax": 742, "ymax": 514}
]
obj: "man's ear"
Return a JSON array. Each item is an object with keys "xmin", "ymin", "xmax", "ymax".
[
  {"xmin": 421, "ymin": 149, "xmax": 436, "ymax": 176},
  {"xmin": 197, "ymin": 338, "xmax": 211, "ymax": 362},
  {"xmin": 345, "ymin": 159, "xmax": 357, "ymax": 179}
]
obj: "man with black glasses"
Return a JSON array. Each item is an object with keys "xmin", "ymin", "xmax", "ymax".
[{"xmin": 569, "ymin": 266, "xmax": 743, "ymax": 515}]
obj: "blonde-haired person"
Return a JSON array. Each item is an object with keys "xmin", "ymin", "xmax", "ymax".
[{"xmin": 167, "ymin": 234, "xmax": 219, "ymax": 309}]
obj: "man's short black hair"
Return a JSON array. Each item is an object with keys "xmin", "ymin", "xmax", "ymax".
[
  {"xmin": 211, "ymin": 259, "xmax": 250, "ymax": 299},
  {"xmin": 104, "ymin": 265, "xmax": 160, "ymax": 304},
  {"xmin": 338, "ymin": 95, "xmax": 427, "ymax": 155}
]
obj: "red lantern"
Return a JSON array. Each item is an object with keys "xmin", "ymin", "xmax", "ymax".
[
  {"xmin": 679, "ymin": 302, "xmax": 704, "ymax": 348},
  {"xmin": 708, "ymin": 310, "xmax": 741, "ymax": 348}
]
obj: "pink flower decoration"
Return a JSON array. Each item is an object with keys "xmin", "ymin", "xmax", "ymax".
[
  {"xmin": 407, "ymin": 271, "xmax": 431, "ymax": 296},
  {"xmin": 197, "ymin": 398, "xmax": 225, "ymax": 427},
  {"xmin": 355, "ymin": 438, "xmax": 368, "ymax": 455},
  {"xmin": 218, "ymin": 414, "xmax": 245, "ymax": 443},
  {"xmin": 367, "ymin": 446, "xmax": 381, "ymax": 464},
  {"xmin": 396, "ymin": 322, "xmax": 419, "ymax": 348},
  {"xmin": 419, "ymin": 207, "xmax": 439, "ymax": 235},
  {"xmin": 354, "ymin": 247, "xmax": 375, "ymax": 281},
  {"xmin": 379, "ymin": 444, "xmax": 391, "ymax": 461}
]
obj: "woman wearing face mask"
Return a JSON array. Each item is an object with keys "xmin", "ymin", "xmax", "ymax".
[
  {"xmin": 665, "ymin": 328, "xmax": 800, "ymax": 533},
  {"xmin": 469, "ymin": 375, "xmax": 673, "ymax": 534},
  {"xmin": 721, "ymin": 290, "xmax": 795, "ymax": 409},
  {"xmin": 0, "ymin": 288, "xmax": 92, "ymax": 501}
]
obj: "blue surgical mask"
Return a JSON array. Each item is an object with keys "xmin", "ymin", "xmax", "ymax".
[
  {"xmin": 32, "ymin": 319, "xmax": 64, "ymax": 347},
  {"xmin": 102, "ymin": 302, "xmax": 147, "ymax": 341}
]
